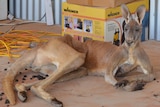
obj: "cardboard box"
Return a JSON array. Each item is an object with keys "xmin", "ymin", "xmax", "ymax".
[
  {"xmin": 67, "ymin": 0, "xmax": 135, "ymax": 8},
  {"xmin": 62, "ymin": 0, "xmax": 149, "ymax": 44}
]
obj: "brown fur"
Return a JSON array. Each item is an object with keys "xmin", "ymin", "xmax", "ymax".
[{"xmin": 2, "ymin": 4, "xmax": 155, "ymax": 107}]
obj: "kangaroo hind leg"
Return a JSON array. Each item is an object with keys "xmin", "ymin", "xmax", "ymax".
[
  {"xmin": 56, "ymin": 67, "xmax": 88, "ymax": 83},
  {"xmin": 30, "ymin": 52, "xmax": 85, "ymax": 107}
]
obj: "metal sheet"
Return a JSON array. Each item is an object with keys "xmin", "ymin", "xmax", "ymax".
[
  {"xmin": 0, "ymin": 0, "xmax": 7, "ymax": 20},
  {"xmin": 149, "ymin": 0, "xmax": 160, "ymax": 40}
]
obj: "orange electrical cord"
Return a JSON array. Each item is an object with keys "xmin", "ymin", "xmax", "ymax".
[{"xmin": 0, "ymin": 30, "xmax": 61, "ymax": 59}]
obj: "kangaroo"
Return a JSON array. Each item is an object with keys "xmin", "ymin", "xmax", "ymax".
[{"xmin": 2, "ymin": 4, "xmax": 155, "ymax": 107}]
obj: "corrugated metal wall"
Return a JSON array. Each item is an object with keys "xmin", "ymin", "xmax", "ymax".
[
  {"xmin": 8, "ymin": 0, "xmax": 66, "ymax": 24},
  {"xmin": 149, "ymin": 0, "xmax": 160, "ymax": 40}
]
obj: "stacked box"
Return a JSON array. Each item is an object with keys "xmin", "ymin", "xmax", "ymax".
[
  {"xmin": 67, "ymin": 0, "xmax": 135, "ymax": 8},
  {"xmin": 62, "ymin": 0, "xmax": 149, "ymax": 45}
]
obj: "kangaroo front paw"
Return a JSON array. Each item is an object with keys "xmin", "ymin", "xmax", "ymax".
[
  {"xmin": 115, "ymin": 80, "xmax": 129, "ymax": 88},
  {"xmin": 51, "ymin": 98, "xmax": 63, "ymax": 107},
  {"xmin": 17, "ymin": 91, "xmax": 27, "ymax": 102}
]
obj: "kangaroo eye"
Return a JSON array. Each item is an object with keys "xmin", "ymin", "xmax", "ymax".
[{"xmin": 124, "ymin": 28, "xmax": 128, "ymax": 32}]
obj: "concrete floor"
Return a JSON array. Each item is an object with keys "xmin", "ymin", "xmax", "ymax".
[{"xmin": 0, "ymin": 20, "xmax": 160, "ymax": 107}]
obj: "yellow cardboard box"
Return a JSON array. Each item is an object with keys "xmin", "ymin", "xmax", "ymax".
[
  {"xmin": 62, "ymin": 0, "xmax": 149, "ymax": 45},
  {"xmin": 67, "ymin": 0, "xmax": 135, "ymax": 8}
]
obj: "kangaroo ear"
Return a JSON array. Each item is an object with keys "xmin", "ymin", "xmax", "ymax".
[
  {"xmin": 135, "ymin": 5, "xmax": 146, "ymax": 25},
  {"xmin": 121, "ymin": 4, "xmax": 131, "ymax": 23}
]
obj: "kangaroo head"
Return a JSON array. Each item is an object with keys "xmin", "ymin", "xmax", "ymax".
[{"xmin": 121, "ymin": 4, "xmax": 146, "ymax": 47}]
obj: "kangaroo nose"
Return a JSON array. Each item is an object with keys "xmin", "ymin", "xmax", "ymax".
[{"xmin": 126, "ymin": 40, "xmax": 133, "ymax": 46}]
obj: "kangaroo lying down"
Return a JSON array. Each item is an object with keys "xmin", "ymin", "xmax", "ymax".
[{"xmin": 2, "ymin": 4, "xmax": 155, "ymax": 107}]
